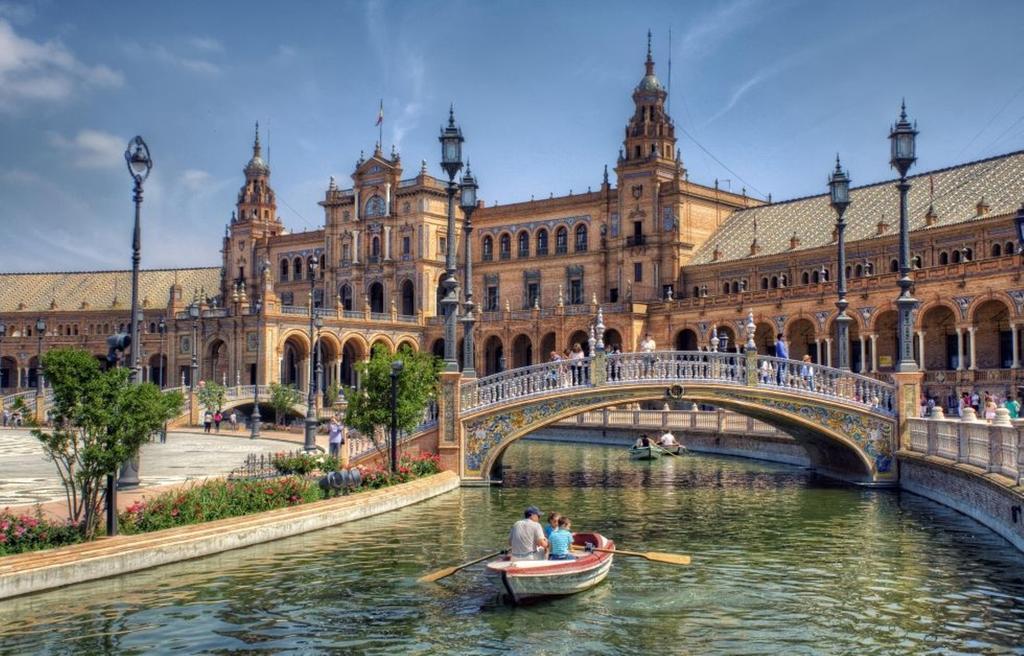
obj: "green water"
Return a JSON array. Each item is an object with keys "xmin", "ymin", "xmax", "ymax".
[{"xmin": 1, "ymin": 441, "xmax": 1023, "ymax": 655}]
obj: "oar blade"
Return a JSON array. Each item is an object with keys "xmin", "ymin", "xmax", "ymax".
[
  {"xmin": 418, "ymin": 566, "xmax": 458, "ymax": 583},
  {"xmin": 644, "ymin": 551, "xmax": 691, "ymax": 565}
]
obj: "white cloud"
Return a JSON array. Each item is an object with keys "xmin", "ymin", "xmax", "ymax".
[
  {"xmin": 48, "ymin": 129, "xmax": 125, "ymax": 169},
  {"xmin": 180, "ymin": 168, "xmax": 212, "ymax": 191},
  {"xmin": 678, "ymin": 0, "xmax": 765, "ymax": 61},
  {"xmin": 124, "ymin": 41, "xmax": 222, "ymax": 76},
  {"xmin": 188, "ymin": 36, "xmax": 223, "ymax": 52},
  {"xmin": 0, "ymin": 18, "xmax": 123, "ymax": 111},
  {"xmin": 0, "ymin": 2, "xmax": 35, "ymax": 25}
]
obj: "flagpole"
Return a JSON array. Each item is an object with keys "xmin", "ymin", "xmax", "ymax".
[{"xmin": 378, "ymin": 99, "xmax": 383, "ymax": 150}]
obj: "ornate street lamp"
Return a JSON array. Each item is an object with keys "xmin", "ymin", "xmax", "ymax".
[
  {"xmin": 303, "ymin": 259, "xmax": 321, "ymax": 451},
  {"xmin": 438, "ymin": 106, "xmax": 464, "ymax": 372},
  {"xmin": 188, "ymin": 300, "xmax": 200, "ymax": 394},
  {"xmin": 251, "ymin": 261, "xmax": 268, "ymax": 439},
  {"xmin": 390, "ymin": 359, "xmax": 404, "ymax": 473},
  {"xmin": 0, "ymin": 321, "xmax": 6, "ymax": 390},
  {"xmin": 35, "ymin": 317, "xmax": 45, "ymax": 395},
  {"xmin": 124, "ymin": 136, "xmax": 153, "ymax": 384},
  {"xmin": 889, "ymin": 100, "xmax": 919, "ymax": 371},
  {"xmin": 157, "ymin": 317, "xmax": 166, "ymax": 387},
  {"xmin": 829, "ymin": 155, "xmax": 852, "ymax": 370},
  {"xmin": 460, "ymin": 163, "xmax": 479, "ymax": 378}
]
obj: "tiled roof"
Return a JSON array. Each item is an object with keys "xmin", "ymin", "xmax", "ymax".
[
  {"xmin": 691, "ymin": 150, "xmax": 1024, "ymax": 265},
  {"xmin": 0, "ymin": 267, "xmax": 222, "ymax": 314}
]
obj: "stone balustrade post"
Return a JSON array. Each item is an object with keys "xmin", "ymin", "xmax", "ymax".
[
  {"xmin": 745, "ymin": 348, "xmax": 758, "ymax": 386},
  {"xmin": 591, "ymin": 350, "xmax": 607, "ymax": 386},
  {"xmin": 717, "ymin": 408, "xmax": 725, "ymax": 433}
]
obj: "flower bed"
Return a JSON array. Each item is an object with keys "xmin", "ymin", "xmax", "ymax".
[
  {"xmin": 119, "ymin": 453, "xmax": 443, "ymax": 534},
  {"xmin": 0, "ymin": 510, "xmax": 82, "ymax": 556}
]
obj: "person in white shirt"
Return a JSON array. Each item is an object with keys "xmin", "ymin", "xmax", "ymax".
[
  {"xmin": 640, "ymin": 333, "xmax": 656, "ymax": 353},
  {"xmin": 659, "ymin": 431, "xmax": 677, "ymax": 446}
]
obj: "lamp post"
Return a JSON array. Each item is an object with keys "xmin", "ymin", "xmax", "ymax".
[
  {"xmin": 0, "ymin": 321, "xmax": 6, "ymax": 390},
  {"xmin": 251, "ymin": 263, "xmax": 267, "ymax": 439},
  {"xmin": 390, "ymin": 359, "xmax": 404, "ymax": 473},
  {"xmin": 124, "ymin": 136, "xmax": 152, "ymax": 384},
  {"xmin": 460, "ymin": 163, "xmax": 479, "ymax": 377},
  {"xmin": 829, "ymin": 155, "xmax": 852, "ymax": 370},
  {"xmin": 35, "ymin": 317, "xmax": 45, "ymax": 395},
  {"xmin": 189, "ymin": 300, "xmax": 200, "ymax": 395},
  {"xmin": 439, "ymin": 106, "xmax": 464, "ymax": 372},
  {"xmin": 303, "ymin": 259, "xmax": 321, "ymax": 451},
  {"xmin": 157, "ymin": 317, "xmax": 166, "ymax": 387},
  {"xmin": 889, "ymin": 101, "xmax": 919, "ymax": 371}
]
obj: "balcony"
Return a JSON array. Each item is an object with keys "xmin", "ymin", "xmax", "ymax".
[{"xmin": 626, "ymin": 235, "xmax": 646, "ymax": 247}]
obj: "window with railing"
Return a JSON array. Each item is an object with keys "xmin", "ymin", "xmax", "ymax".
[
  {"xmin": 525, "ymin": 283, "xmax": 539, "ymax": 309},
  {"xmin": 536, "ymin": 229, "xmax": 548, "ymax": 255},
  {"xmin": 499, "ymin": 234, "xmax": 511, "ymax": 260},
  {"xmin": 482, "ymin": 236, "xmax": 493, "ymax": 261},
  {"xmin": 574, "ymin": 224, "xmax": 588, "ymax": 252},
  {"xmin": 517, "ymin": 231, "xmax": 529, "ymax": 258},
  {"xmin": 555, "ymin": 227, "xmax": 568, "ymax": 254},
  {"xmin": 569, "ymin": 278, "xmax": 583, "ymax": 304},
  {"xmin": 485, "ymin": 286, "xmax": 499, "ymax": 312}
]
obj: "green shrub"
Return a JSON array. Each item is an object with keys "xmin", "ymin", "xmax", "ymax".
[
  {"xmin": 269, "ymin": 452, "xmax": 322, "ymax": 475},
  {"xmin": 0, "ymin": 509, "xmax": 82, "ymax": 556},
  {"xmin": 118, "ymin": 477, "xmax": 322, "ymax": 534}
]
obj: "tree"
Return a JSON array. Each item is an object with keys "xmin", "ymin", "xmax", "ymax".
[
  {"xmin": 32, "ymin": 348, "xmax": 182, "ymax": 539},
  {"xmin": 343, "ymin": 345, "xmax": 441, "ymax": 469},
  {"xmin": 196, "ymin": 380, "xmax": 226, "ymax": 413},
  {"xmin": 323, "ymin": 381, "xmax": 341, "ymax": 408},
  {"xmin": 268, "ymin": 382, "xmax": 303, "ymax": 426}
]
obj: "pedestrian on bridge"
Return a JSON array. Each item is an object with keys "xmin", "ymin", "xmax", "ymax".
[{"xmin": 774, "ymin": 334, "xmax": 789, "ymax": 385}]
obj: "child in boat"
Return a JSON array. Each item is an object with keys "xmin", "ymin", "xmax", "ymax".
[
  {"xmin": 544, "ymin": 512, "xmax": 561, "ymax": 540},
  {"xmin": 548, "ymin": 517, "xmax": 575, "ymax": 560}
]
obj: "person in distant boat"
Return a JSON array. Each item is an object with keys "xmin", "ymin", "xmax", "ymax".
[
  {"xmin": 548, "ymin": 517, "xmax": 575, "ymax": 560},
  {"xmin": 639, "ymin": 434, "xmax": 652, "ymax": 448},
  {"xmin": 659, "ymin": 431, "xmax": 678, "ymax": 446},
  {"xmin": 544, "ymin": 512, "xmax": 562, "ymax": 540},
  {"xmin": 509, "ymin": 506, "xmax": 548, "ymax": 561},
  {"xmin": 634, "ymin": 436, "xmax": 644, "ymax": 448}
]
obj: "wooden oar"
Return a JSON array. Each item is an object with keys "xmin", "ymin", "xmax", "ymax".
[
  {"xmin": 418, "ymin": 550, "xmax": 505, "ymax": 583},
  {"xmin": 572, "ymin": 545, "xmax": 691, "ymax": 565},
  {"xmin": 658, "ymin": 445, "xmax": 678, "ymax": 457}
]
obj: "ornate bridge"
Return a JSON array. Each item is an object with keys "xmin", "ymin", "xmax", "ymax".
[{"xmin": 443, "ymin": 347, "xmax": 900, "ymax": 486}]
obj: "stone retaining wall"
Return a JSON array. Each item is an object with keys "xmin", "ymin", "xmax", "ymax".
[
  {"xmin": 899, "ymin": 453, "xmax": 1024, "ymax": 553},
  {"xmin": 527, "ymin": 427, "xmax": 811, "ymax": 467},
  {"xmin": 0, "ymin": 470, "xmax": 460, "ymax": 601}
]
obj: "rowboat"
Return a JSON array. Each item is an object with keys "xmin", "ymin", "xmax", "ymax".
[
  {"xmin": 629, "ymin": 445, "xmax": 661, "ymax": 460},
  {"xmin": 485, "ymin": 532, "xmax": 615, "ymax": 604},
  {"xmin": 659, "ymin": 444, "xmax": 687, "ymax": 455}
]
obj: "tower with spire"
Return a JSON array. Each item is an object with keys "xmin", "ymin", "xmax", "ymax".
[{"xmin": 621, "ymin": 30, "xmax": 678, "ymax": 169}]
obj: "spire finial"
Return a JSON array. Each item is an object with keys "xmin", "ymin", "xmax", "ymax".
[
  {"xmin": 448, "ymin": 103, "xmax": 455, "ymax": 127},
  {"xmin": 603, "ymin": 164, "xmax": 609, "ymax": 184},
  {"xmin": 900, "ymin": 98, "xmax": 907, "ymax": 120},
  {"xmin": 253, "ymin": 121, "xmax": 261, "ymax": 156},
  {"xmin": 834, "ymin": 153, "xmax": 842, "ymax": 172},
  {"xmin": 644, "ymin": 30, "xmax": 655, "ymax": 75},
  {"xmin": 647, "ymin": 29, "xmax": 652, "ymax": 62}
]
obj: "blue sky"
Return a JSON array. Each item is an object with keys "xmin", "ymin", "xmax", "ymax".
[{"xmin": 1, "ymin": 0, "xmax": 1023, "ymax": 273}]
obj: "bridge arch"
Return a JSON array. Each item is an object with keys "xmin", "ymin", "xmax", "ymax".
[{"xmin": 456, "ymin": 351, "xmax": 896, "ymax": 487}]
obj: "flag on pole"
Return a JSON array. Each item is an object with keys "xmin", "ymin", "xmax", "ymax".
[{"xmin": 376, "ymin": 100, "xmax": 384, "ymax": 126}]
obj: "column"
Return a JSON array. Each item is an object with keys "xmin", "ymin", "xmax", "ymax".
[
  {"xmin": 353, "ymin": 189, "xmax": 360, "ymax": 222},
  {"xmin": 824, "ymin": 338, "xmax": 833, "ymax": 367},
  {"xmin": 1012, "ymin": 324, "xmax": 1020, "ymax": 369},
  {"xmin": 859, "ymin": 336, "xmax": 867, "ymax": 373},
  {"xmin": 916, "ymin": 330, "xmax": 926, "ymax": 371},
  {"xmin": 815, "ymin": 338, "xmax": 821, "ymax": 364},
  {"xmin": 956, "ymin": 327, "xmax": 964, "ymax": 371},
  {"xmin": 352, "ymin": 229, "xmax": 361, "ymax": 264},
  {"xmin": 968, "ymin": 326, "xmax": 977, "ymax": 370},
  {"xmin": 384, "ymin": 182, "xmax": 392, "ymax": 216},
  {"xmin": 869, "ymin": 334, "xmax": 878, "ymax": 372},
  {"xmin": 384, "ymin": 226, "xmax": 392, "ymax": 260}
]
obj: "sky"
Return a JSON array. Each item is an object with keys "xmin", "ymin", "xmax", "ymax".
[{"xmin": 1, "ymin": 0, "xmax": 1023, "ymax": 273}]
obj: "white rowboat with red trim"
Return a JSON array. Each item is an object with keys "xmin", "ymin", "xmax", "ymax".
[{"xmin": 484, "ymin": 532, "xmax": 615, "ymax": 604}]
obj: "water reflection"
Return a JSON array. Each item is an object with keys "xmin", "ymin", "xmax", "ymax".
[{"xmin": 1, "ymin": 441, "xmax": 1023, "ymax": 655}]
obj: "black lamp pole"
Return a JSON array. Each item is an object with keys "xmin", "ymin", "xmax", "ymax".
[
  {"xmin": 35, "ymin": 318, "xmax": 45, "ymax": 396},
  {"xmin": 124, "ymin": 136, "xmax": 152, "ymax": 384},
  {"xmin": 460, "ymin": 164, "xmax": 479, "ymax": 377},
  {"xmin": 390, "ymin": 359, "xmax": 404, "ymax": 473},
  {"xmin": 303, "ymin": 260, "xmax": 320, "ymax": 451},
  {"xmin": 157, "ymin": 317, "xmax": 166, "ymax": 386},
  {"xmin": 251, "ymin": 264, "xmax": 266, "ymax": 439},
  {"xmin": 0, "ymin": 322, "xmax": 6, "ymax": 390},
  {"xmin": 189, "ymin": 300, "xmax": 200, "ymax": 393},
  {"xmin": 439, "ymin": 106, "xmax": 464, "ymax": 372},
  {"xmin": 829, "ymin": 156, "xmax": 852, "ymax": 370},
  {"xmin": 889, "ymin": 101, "xmax": 919, "ymax": 371}
]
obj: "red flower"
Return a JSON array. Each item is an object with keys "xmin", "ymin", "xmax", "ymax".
[{"xmin": 171, "ymin": 508, "xmax": 180, "ymax": 517}]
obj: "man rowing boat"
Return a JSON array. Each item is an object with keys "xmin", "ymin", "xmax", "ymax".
[
  {"xmin": 509, "ymin": 506, "xmax": 549, "ymax": 561},
  {"xmin": 659, "ymin": 431, "xmax": 678, "ymax": 447}
]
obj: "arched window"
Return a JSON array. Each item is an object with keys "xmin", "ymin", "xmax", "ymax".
[
  {"xmin": 499, "ymin": 233, "xmax": 511, "ymax": 259},
  {"xmin": 801, "ymin": 271, "xmax": 810, "ymax": 285},
  {"xmin": 811, "ymin": 270, "xmax": 820, "ymax": 284},
  {"xmin": 306, "ymin": 256, "xmax": 316, "ymax": 276},
  {"xmin": 1006, "ymin": 241, "xmax": 1016, "ymax": 256},
  {"xmin": 371, "ymin": 236, "xmax": 381, "ymax": 258},
  {"xmin": 693, "ymin": 286, "xmax": 700, "ymax": 298},
  {"xmin": 760, "ymin": 277, "xmax": 768, "ymax": 290},
  {"xmin": 319, "ymin": 254, "xmax": 326, "ymax": 277},
  {"xmin": 517, "ymin": 231, "xmax": 529, "ymax": 258},
  {"xmin": 536, "ymin": 229, "xmax": 549, "ymax": 255},
  {"xmin": 770, "ymin": 276, "xmax": 778, "ymax": 289},
  {"xmin": 482, "ymin": 236, "xmax": 493, "ymax": 261},
  {"xmin": 400, "ymin": 279, "xmax": 415, "ymax": 316},
  {"xmin": 368, "ymin": 282, "xmax": 385, "ymax": 313},
  {"xmin": 952, "ymin": 250, "xmax": 960, "ymax": 264},
  {"xmin": 293, "ymin": 257, "xmax": 303, "ymax": 280},
  {"xmin": 574, "ymin": 224, "xmax": 588, "ymax": 252},
  {"xmin": 280, "ymin": 258, "xmax": 289, "ymax": 282},
  {"xmin": 722, "ymin": 282, "xmax": 730, "ymax": 294},
  {"xmin": 963, "ymin": 248, "xmax": 972, "ymax": 261},
  {"xmin": 913, "ymin": 254, "xmax": 922, "ymax": 269},
  {"xmin": 939, "ymin": 251, "xmax": 949, "ymax": 265},
  {"xmin": 845, "ymin": 265, "xmax": 852, "ymax": 278},
  {"xmin": 991, "ymin": 243, "xmax": 1002, "ymax": 257},
  {"xmin": 731, "ymin": 281, "xmax": 739, "ymax": 293},
  {"xmin": 890, "ymin": 258, "xmax": 899, "ymax": 273},
  {"xmin": 339, "ymin": 283, "xmax": 352, "ymax": 311},
  {"xmin": 555, "ymin": 227, "xmax": 568, "ymax": 254},
  {"xmin": 854, "ymin": 264, "xmax": 863, "ymax": 277},
  {"xmin": 365, "ymin": 195, "xmax": 385, "ymax": 218}
]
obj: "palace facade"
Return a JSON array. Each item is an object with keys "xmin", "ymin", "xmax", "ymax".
[{"xmin": 3, "ymin": 40, "xmax": 1024, "ymax": 408}]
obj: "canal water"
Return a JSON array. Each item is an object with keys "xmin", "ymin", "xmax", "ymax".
[{"xmin": 2, "ymin": 441, "xmax": 1024, "ymax": 655}]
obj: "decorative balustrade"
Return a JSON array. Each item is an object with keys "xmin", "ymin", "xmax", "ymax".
[
  {"xmin": 560, "ymin": 408, "xmax": 783, "ymax": 436},
  {"xmin": 460, "ymin": 350, "xmax": 897, "ymax": 416},
  {"xmin": 907, "ymin": 413, "xmax": 1023, "ymax": 484}
]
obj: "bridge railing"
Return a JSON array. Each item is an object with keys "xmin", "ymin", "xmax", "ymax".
[
  {"xmin": 907, "ymin": 410, "xmax": 1023, "ymax": 484},
  {"xmin": 561, "ymin": 408, "xmax": 784, "ymax": 437},
  {"xmin": 460, "ymin": 350, "xmax": 896, "ymax": 416}
]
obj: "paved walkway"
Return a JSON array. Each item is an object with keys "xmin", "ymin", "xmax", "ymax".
[{"xmin": 0, "ymin": 427, "xmax": 333, "ymax": 520}]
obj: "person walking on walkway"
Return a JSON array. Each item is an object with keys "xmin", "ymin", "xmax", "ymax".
[
  {"xmin": 328, "ymin": 417, "xmax": 343, "ymax": 458},
  {"xmin": 203, "ymin": 410, "xmax": 213, "ymax": 433},
  {"xmin": 213, "ymin": 410, "xmax": 223, "ymax": 433},
  {"xmin": 229, "ymin": 410, "xmax": 238, "ymax": 431}
]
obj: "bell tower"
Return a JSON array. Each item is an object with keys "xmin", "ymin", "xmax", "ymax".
[{"xmin": 621, "ymin": 31, "xmax": 677, "ymax": 167}]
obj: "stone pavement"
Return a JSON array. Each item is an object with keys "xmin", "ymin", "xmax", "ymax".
[{"xmin": 0, "ymin": 427, "xmax": 331, "ymax": 519}]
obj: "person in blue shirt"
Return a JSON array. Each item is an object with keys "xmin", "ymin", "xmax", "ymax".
[
  {"xmin": 544, "ymin": 512, "xmax": 561, "ymax": 540},
  {"xmin": 774, "ymin": 334, "xmax": 789, "ymax": 385},
  {"xmin": 548, "ymin": 517, "xmax": 575, "ymax": 560}
]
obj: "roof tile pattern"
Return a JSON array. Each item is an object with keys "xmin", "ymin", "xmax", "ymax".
[
  {"xmin": 692, "ymin": 150, "xmax": 1024, "ymax": 264},
  {"xmin": 0, "ymin": 268, "xmax": 221, "ymax": 313}
]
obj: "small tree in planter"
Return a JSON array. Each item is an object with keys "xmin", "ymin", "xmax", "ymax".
[
  {"xmin": 268, "ymin": 382, "xmax": 303, "ymax": 427},
  {"xmin": 343, "ymin": 345, "xmax": 441, "ymax": 471},
  {"xmin": 323, "ymin": 381, "xmax": 341, "ymax": 409},
  {"xmin": 32, "ymin": 348, "xmax": 182, "ymax": 539},
  {"xmin": 196, "ymin": 380, "xmax": 226, "ymax": 414}
]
